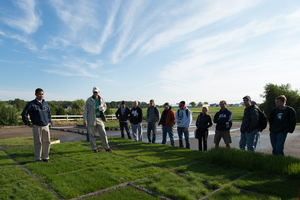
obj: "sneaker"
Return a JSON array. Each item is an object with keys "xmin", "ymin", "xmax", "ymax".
[
  {"xmin": 42, "ymin": 159, "xmax": 51, "ymax": 163},
  {"xmin": 36, "ymin": 160, "xmax": 44, "ymax": 162},
  {"xmin": 93, "ymin": 149, "xmax": 98, "ymax": 153},
  {"xmin": 105, "ymin": 148, "xmax": 113, "ymax": 152}
]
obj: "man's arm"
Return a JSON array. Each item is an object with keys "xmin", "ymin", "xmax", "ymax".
[
  {"xmin": 139, "ymin": 108, "xmax": 143, "ymax": 123},
  {"xmin": 21, "ymin": 103, "xmax": 31, "ymax": 126},
  {"xmin": 115, "ymin": 108, "xmax": 120, "ymax": 119},
  {"xmin": 83, "ymin": 99, "xmax": 88, "ymax": 127},
  {"xmin": 101, "ymin": 97, "xmax": 107, "ymax": 112},
  {"xmin": 288, "ymin": 107, "xmax": 297, "ymax": 133},
  {"xmin": 207, "ymin": 115, "xmax": 213, "ymax": 128},
  {"xmin": 213, "ymin": 112, "xmax": 219, "ymax": 124},
  {"xmin": 47, "ymin": 103, "xmax": 52, "ymax": 125}
]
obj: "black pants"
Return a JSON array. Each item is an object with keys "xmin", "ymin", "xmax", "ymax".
[
  {"xmin": 198, "ymin": 130, "xmax": 208, "ymax": 151},
  {"xmin": 120, "ymin": 122, "xmax": 131, "ymax": 139}
]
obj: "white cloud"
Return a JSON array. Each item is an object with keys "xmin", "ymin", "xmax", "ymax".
[{"xmin": 2, "ymin": 0, "xmax": 42, "ymax": 34}]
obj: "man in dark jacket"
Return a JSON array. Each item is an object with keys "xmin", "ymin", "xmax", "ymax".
[
  {"xmin": 115, "ymin": 101, "xmax": 131, "ymax": 139},
  {"xmin": 21, "ymin": 88, "xmax": 52, "ymax": 162},
  {"xmin": 239, "ymin": 95, "xmax": 259, "ymax": 151},
  {"xmin": 130, "ymin": 101, "xmax": 143, "ymax": 141},
  {"xmin": 158, "ymin": 102, "xmax": 175, "ymax": 146},
  {"xmin": 269, "ymin": 95, "xmax": 296, "ymax": 155},
  {"xmin": 213, "ymin": 100, "xmax": 232, "ymax": 148}
]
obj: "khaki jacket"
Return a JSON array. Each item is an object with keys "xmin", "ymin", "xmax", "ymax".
[{"xmin": 83, "ymin": 96, "xmax": 107, "ymax": 126}]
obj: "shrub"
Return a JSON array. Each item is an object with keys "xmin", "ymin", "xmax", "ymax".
[{"xmin": 0, "ymin": 103, "xmax": 19, "ymax": 126}]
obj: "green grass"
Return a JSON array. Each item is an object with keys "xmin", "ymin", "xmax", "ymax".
[
  {"xmin": 0, "ymin": 137, "xmax": 58, "ymax": 147},
  {"xmin": 85, "ymin": 185, "xmax": 161, "ymax": 200},
  {"xmin": 43, "ymin": 168, "xmax": 122, "ymax": 199},
  {"xmin": 1, "ymin": 137, "xmax": 300, "ymax": 199},
  {"xmin": 209, "ymin": 185, "xmax": 280, "ymax": 200},
  {"xmin": 0, "ymin": 179, "xmax": 59, "ymax": 200},
  {"xmin": 234, "ymin": 172, "xmax": 300, "ymax": 200},
  {"xmin": 204, "ymin": 147, "xmax": 300, "ymax": 178},
  {"xmin": 94, "ymin": 158, "xmax": 163, "ymax": 182},
  {"xmin": 176, "ymin": 162, "xmax": 248, "ymax": 184},
  {"xmin": 136, "ymin": 170, "xmax": 220, "ymax": 200}
]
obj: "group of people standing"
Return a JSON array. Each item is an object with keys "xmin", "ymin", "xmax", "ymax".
[{"xmin": 21, "ymin": 86, "xmax": 296, "ymax": 162}]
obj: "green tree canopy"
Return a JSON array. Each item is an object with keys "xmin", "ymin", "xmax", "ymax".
[
  {"xmin": 260, "ymin": 83, "xmax": 300, "ymax": 122},
  {"xmin": 197, "ymin": 102, "xmax": 203, "ymax": 107},
  {"xmin": 189, "ymin": 102, "xmax": 196, "ymax": 107},
  {"xmin": 72, "ymin": 99, "xmax": 85, "ymax": 110}
]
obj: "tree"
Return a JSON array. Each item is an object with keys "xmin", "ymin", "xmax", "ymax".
[
  {"xmin": 11, "ymin": 98, "xmax": 27, "ymax": 111},
  {"xmin": 72, "ymin": 99, "xmax": 85, "ymax": 110},
  {"xmin": 189, "ymin": 102, "xmax": 196, "ymax": 107},
  {"xmin": 197, "ymin": 102, "xmax": 203, "ymax": 107},
  {"xmin": 56, "ymin": 106, "xmax": 65, "ymax": 115},
  {"xmin": 240, "ymin": 102, "xmax": 245, "ymax": 106},
  {"xmin": 204, "ymin": 102, "xmax": 209, "ymax": 105},
  {"xmin": 260, "ymin": 83, "xmax": 300, "ymax": 122}
]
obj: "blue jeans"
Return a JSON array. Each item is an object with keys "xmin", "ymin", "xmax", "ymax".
[
  {"xmin": 120, "ymin": 121, "xmax": 131, "ymax": 139},
  {"xmin": 147, "ymin": 122, "xmax": 156, "ymax": 143},
  {"xmin": 239, "ymin": 129, "xmax": 259, "ymax": 151},
  {"xmin": 177, "ymin": 127, "xmax": 190, "ymax": 149},
  {"xmin": 162, "ymin": 126, "xmax": 174, "ymax": 146},
  {"xmin": 270, "ymin": 132, "xmax": 287, "ymax": 156}
]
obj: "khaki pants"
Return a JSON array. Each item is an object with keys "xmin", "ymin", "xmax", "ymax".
[
  {"xmin": 87, "ymin": 118, "xmax": 110, "ymax": 151},
  {"xmin": 32, "ymin": 125, "xmax": 51, "ymax": 160}
]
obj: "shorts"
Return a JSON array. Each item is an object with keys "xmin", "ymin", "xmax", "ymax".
[{"xmin": 214, "ymin": 130, "xmax": 231, "ymax": 144}]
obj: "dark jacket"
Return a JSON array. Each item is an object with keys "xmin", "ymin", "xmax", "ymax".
[
  {"xmin": 240, "ymin": 105, "xmax": 259, "ymax": 133},
  {"xmin": 115, "ymin": 107, "xmax": 131, "ymax": 122},
  {"xmin": 158, "ymin": 107, "xmax": 175, "ymax": 127},
  {"xmin": 130, "ymin": 106, "xmax": 143, "ymax": 124},
  {"xmin": 22, "ymin": 99, "xmax": 52, "ymax": 126},
  {"xmin": 213, "ymin": 108, "xmax": 232, "ymax": 131},
  {"xmin": 269, "ymin": 106, "xmax": 297, "ymax": 134},
  {"xmin": 196, "ymin": 113, "xmax": 212, "ymax": 132}
]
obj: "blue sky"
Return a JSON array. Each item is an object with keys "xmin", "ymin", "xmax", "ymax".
[{"xmin": 1, "ymin": 0, "xmax": 300, "ymax": 105}]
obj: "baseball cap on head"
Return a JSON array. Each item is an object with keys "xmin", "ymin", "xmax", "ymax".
[
  {"xmin": 164, "ymin": 102, "xmax": 170, "ymax": 107},
  {"xmin": 93, "ymin": 87, "xmax": 99, "ymax": 93},
  {"xmin": 121, "ymin": 100, "xmax": 125, "ymax": 104},
  {"xmin": 243, "ymin": 95, "xmax": 251, "ymax": 101}
]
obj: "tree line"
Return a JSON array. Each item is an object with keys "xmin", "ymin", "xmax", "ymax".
[{"xmin": 1, "ymin": 83, "xmax": 300, "ymax": 126}]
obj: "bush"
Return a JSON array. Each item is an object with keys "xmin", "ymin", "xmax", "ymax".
[{"xmin": 0, "ymin": 103, "xmax": 19, "ymax": 126}]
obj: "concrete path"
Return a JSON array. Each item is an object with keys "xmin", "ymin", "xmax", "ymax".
[{"xmin": 1, "ymin": 122, "xmax": 300, "ymax": 158}]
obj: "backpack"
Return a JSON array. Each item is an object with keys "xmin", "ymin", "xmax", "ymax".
[
  {"xmin": 256, "ymin": 108, "xmax": 267, "ymax": 131},
  {"xmin": 176, "ymin": 109, "xmax": 189, "ymax": 117}
]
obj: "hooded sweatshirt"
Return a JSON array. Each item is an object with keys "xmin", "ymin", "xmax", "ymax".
[
  {"xmin": 213, "ymin": 108, "xmax": 232, "ymax": 131},
  {"xmin": 175, "ymin": 107, "xmax": 192, "ymax": 128}
]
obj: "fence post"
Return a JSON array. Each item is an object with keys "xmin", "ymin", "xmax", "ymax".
[{"xmin": 66, "ymin": 115, "xmax": 68, "ymax": 121}]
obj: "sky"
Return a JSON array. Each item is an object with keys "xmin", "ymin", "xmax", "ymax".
[{"xmin": 1, "ymin": 0, "xmax": 300, "ymax": 106}]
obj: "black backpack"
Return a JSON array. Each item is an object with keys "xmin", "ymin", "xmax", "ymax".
[{"xmin": 256, "ymin": 108, "xmax": 267, "ymax": 131}]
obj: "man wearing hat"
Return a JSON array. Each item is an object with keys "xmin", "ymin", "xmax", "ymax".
[
  {"xmin": 175, "ymin": 101, "xmax": 192, "ymax": 148},
  {"xmin": 158, "ymin": 102, "xmax": 176, "ymax": 146},
  {"xmin": 115, "ymin": 101, "xmax": 131, "ymax": 139},
  {"xmin": 239, "ymin": 95, "xmax": 259, "ymax": 151},
  {"xmin": 83, "ymin": 87, "xmax": 112, "ymax": 153}
]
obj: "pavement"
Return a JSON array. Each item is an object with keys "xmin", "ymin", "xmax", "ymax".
[{"xmin": 1, "ymin": 121, "xmax": 300, "ymax": 158}]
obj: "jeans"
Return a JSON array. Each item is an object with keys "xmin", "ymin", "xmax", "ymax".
[
  {"xmin": 120, "ymin": 121, "xmax": 131, "ymax": 139},
  {"xmin": 270, "ymin": 132, "xmax": 287, "ymax": 156},
  {"xmin": 198, "ymin": 130, "xmax": 208, "ymax": 151},
  {"xmin": 147, "ymin": 122, "xmax": 156, "ymax": 143},
  {"xmin": 239, "ymin": 129, "xmax": 259, "ymax": 151},
  {"xmin": 131, "ymin": 123, "xmax": 142, "ymax": 141},
  {"xmin": 177, "ymin": 127, "xmax": 190, "ymax": 149},
  {"xmin": 162, "ymin": 126, "xmax": 175, "ymax": 146}
]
